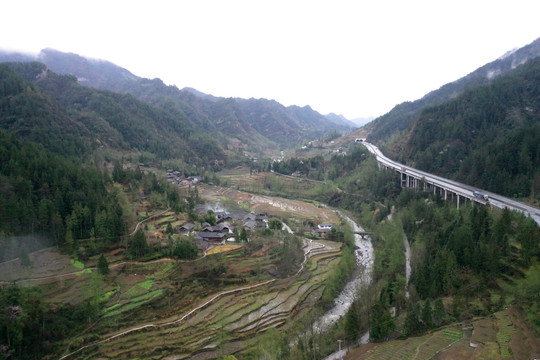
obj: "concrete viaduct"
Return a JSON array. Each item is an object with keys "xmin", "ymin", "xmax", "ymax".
[{"xmin": 361, "ymin": 142, "xmax": 540, "ymax": 226}]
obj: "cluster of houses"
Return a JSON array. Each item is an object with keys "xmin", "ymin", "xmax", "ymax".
[
  {"xmin": 166, "ymin": 169, "xmax": 202, "ymax": 185},
  {"xmin": 178, "ymin": 211, "xmax": 269, "ymax": 251}
]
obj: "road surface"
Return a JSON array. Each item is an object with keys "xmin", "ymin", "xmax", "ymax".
[{"xmin": 362, "ymin": 142, "xmax": 540, "ymax": 226}]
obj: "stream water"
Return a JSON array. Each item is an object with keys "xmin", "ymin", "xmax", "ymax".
[
  {"xmin": 315, "ymin": 212, "xmax": 374, "ymax": 332},
  {"xmin": 404, "ymin": 235, "xmax": 411, "ymax": 299}
]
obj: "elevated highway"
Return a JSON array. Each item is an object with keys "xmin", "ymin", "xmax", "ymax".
[{"xmin": 361, "ymin": 142, "xmax": 540, "ymax": 226}]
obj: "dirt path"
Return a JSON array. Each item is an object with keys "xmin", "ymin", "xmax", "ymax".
[{"xmin": 59, "ymin": 279, "xmax": 276, "ymax": 360}]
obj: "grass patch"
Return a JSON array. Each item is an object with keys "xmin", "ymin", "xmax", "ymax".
[
  {"xmin": 103, "ymin": 289, "xmax": 164, "ymax": 317},
  {"xmin": 70, "ymin": 259, "xmax": 84, "ymax": 269},
  {"xmin": 496, "ymin": 312, "xmax": 514, "ymax": 358},
  {"xmin": 137, "ymin": 279, "xmax": 154, "ymax": 290},
  {"xmin": 100, "ymin": 288, "xmax": 119, "ymax": 302},
  {"xmin": 123, "ymin": 289, "xmax": 164, "ymax": 311},
  {"xmin": 75, "ymin": 269, "xmax": 92, "ymax": 276},
  {"xmin": 131, "ymin": 289, "xmax": 163, "ymax": 303},
  {"xmin": 443, "ymin": 329, "xmax": 463, "ymax": 341},
  {"xmin": 103, "ymin": 310, "xmax": 121, "ymax": 318},
  {"xmin": 103, "ymin": 303, "xmax": 121, "ymax": 314},
  {"xmin": 156, "ymin": 262, "xmax": 175, "ymax": 275},
  {"xmin": 125, "ymin": 285, "xmax": 147, "ymax": 298}
]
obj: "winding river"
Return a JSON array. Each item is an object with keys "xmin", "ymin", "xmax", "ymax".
[{"xmin": 316, "ymin": 211, "xmax": 374, "ymax": 332}]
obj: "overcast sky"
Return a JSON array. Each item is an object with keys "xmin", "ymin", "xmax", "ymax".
[{"xmin": 2, "ymin": 0, "xmax": 539, "ymax": 119}]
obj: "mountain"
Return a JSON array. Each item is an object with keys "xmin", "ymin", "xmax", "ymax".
[
  {"xmin": 365, "ymin": 37, "xmax": 540, "ymax": 144},
  {"xmin": 0, "ymin": 48, "xmax": 352, "ymax": 152},
  {"xmin": 0, "ymin": 62, "xmax": 223, "ymax": 163},
  {"xmin": 324, "ymin": 112, "xmax": 357, "ymax": 128},
  {"xmin": 393, "ymin": 56, "xmax": 540, "ymax": 201},
  {"xmin": 350, "ymin": 116, "xmax": 374, "ymax": 127}
]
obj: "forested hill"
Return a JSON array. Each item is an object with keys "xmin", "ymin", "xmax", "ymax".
[
  {"xmin": 365, "ymin": 37, "xmax": 540, "ymax": 144},
  {"xmin": 393, "ymin": 56, "xmax": 540, "ymax": 202},
  {"xmin": 0, "ymin": 48, "xmax": 354, "ymax": 151},
  {"xmin": 0, "ymin": 62, "xmax": 223, "ymax": 163}
]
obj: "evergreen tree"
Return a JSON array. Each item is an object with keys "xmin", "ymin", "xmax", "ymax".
[
  {"xmin": 421, "ymin": 298, "xmax": 433, "ymax": 329},
  {"xmin": 370, "ymin": 301, "xmax": 394, "ymax": 341},
  {"xmin": 433, "ymin": 298, "xmax": 447, "ymax": 327},
  {"xmin": 517, "ymin": 217, "xmax": 539, "ymax": 265},
  {"xmin": 203, "ymin": 210, "xmax": 216, "ymax": 226},
  {"xmin": 166, "ymin": 222, "xmax": 174, "ymax": 235},
  {"xmin": 97, "ymin": 253, "xmax": 109, "ymax": 275},
  {"xmin": 173, "ymin": 239, "xmax": 199, "ymax": 259},
  {"xmin": 344, "ymin": 303, "xmax": 360, "ymax": 342},
  {"xmin": 128, "ymin": 230, "xmax": 149, "ymax": 258},
  {"xmin": 240, "ymin": 228, "xmax": 248, "ymax": 242},
  {"xmin": 405, "ymin": 301, "xmax": 421, "ymax": 336}
]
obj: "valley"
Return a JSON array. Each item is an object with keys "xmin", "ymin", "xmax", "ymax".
[
  {"xmin": 0, "ymin": 179, "xmax": 356, "ymax": 359},
  {"xmin": 1, "ymin": 37, "xmax": 539, "ymax": 360}
]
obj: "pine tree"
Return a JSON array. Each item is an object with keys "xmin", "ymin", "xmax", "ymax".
[
  {"xmin": 345, "ymin": 302, "xmax": 360, "ymax": 342},
  {"xmin": 98, "ymin": 253, "xmax": 109, "ymax": 275},
  {"xmin": 240, "ymin": 228, "xmax": 248, "ymax": 242},
  {"xmin": 433, "ymin": 298, "xmax": 447, "ymax": 326},
  {"xmin": 166, "ymin": 222, "xmax": 174, "ymax": 235},
  {"xmin": 128, "ymin": 230, "xmax": 149, "ymax": 258},
  {"xmin": 405, "ymin": 301, "xmax": 421, "ymax": 335},
  {"xmin": 422, "ymin": 298, "xmax": 433, "ymax": 329}
]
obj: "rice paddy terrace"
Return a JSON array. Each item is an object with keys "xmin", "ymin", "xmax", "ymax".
[
  {"xmin": 58, "ymin": 238, "xmax": 342, "ymax": 359},
  {"xmin": 0, "ymin": 181, "xmax": 348, "ymax": 359}
]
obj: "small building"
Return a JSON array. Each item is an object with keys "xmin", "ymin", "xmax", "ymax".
[
  {"xmin": 195, "ymin": 231, "xmax": 227, "ymax": 245},
  {"xmin": 243, "ymin": 220, "xmax": 257, "ymax": 230},
  {"xmin": 316, "ymin": 223, "xmax": 334, "ymax": 237},
  {"xmin": 268, "ymin": 269, "xmax": 280, "ymax": 277},
  {"xmin": 215, "ymin": 223, "xmax": 231, "ymax": 233},
  {"xmin": 178, "ymin": 223, "xmax": 195, "ymax": 235}
]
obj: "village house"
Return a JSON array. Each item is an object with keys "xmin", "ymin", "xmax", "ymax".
[
  {"xmin": 242, "ymin": 212, "xmax": 268, "ymax": 230},
  {"xmin": 178, "ymin": 223, "xmax": 195, "ymax": 235},
  {"xmin": 195, "ymin": 231, "xmax": 227, "ymax": 245},
  {"xmin": 315, "ymin": 223, "xmax": 334, "ymax": 237}
]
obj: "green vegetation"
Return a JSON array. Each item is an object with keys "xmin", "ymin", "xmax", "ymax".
[
  {"xmin": 0, "ymin": 128, "xmax": 125, "ymax": 257},
  {"xmin": 70, "ymin": 259, "xmax": 84, "ymax": 270},
  {"xmin": 1, "ymin": 47, "xmax": 539, "ymax": 359},
  {"xmin": 515, "ymin": 264, "xmax": 540, "ymax": 329},
  {"xmin": 394, "ymin": 57, "xmax": 540, "ymax": 203},
  {"xmin": 172, "ymin": 238, "xmax": 199, "ymax": 259},
  {"xmin": 97, "ymin": 254, "xmax": 109, "ymax": 275},
  {"xmin": 126, "ymin": 230, "xmax": 149, "ymax": 259}
]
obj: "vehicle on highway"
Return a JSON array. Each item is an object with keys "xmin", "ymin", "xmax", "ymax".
[{"xmin": 473, "ymin": 191, "xmax": 489, "ymax": 201}]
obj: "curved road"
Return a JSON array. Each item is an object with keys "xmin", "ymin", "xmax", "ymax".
[{"xmin": 362, "ymin": 142, "xmax": 540, "ymax": 226}]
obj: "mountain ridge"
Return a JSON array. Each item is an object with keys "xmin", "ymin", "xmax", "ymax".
[
  {"xmin": 365, "ymin": 37, "xmax": 540, "ymax": 144},
  {"xmin": 0, "ymin": 48, "xmax": 353, "ymax": 152}
]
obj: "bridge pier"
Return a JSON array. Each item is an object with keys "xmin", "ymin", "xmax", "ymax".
[{"xmin": 391, "ymin": 163, "xmax": 476, "ymax": 210}]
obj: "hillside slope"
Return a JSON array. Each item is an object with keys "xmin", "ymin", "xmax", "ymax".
[
  {"xmin": 0, "ymin": 48, "xmax": 353, "ymax": 152},
  {"xmin": 1, "ymin": 62, "xmax": 224, "ymax": 163},
  {"xmin": 394, "ymin": 56, "xmax": 540, "ymax": 201},
  {"xmin": 365, "ymin": 37, "xmax": 540, "ymax": 144}
]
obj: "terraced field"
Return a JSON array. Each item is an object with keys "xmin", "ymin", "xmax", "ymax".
[
  {"xmin": 355, "ymin": 327, "xmax": 464, "ymax": 360},
  {"xmin": 60, "ymin": 239, "xmax": 342, "ymax": 359}
]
